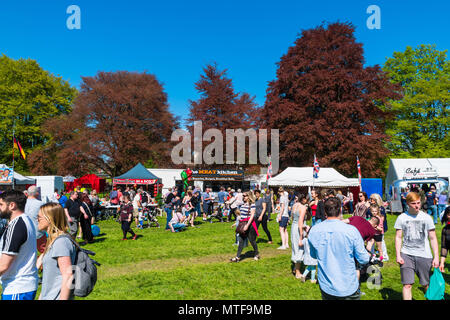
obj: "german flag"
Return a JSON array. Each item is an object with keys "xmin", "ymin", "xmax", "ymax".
[{"xmin": 13, "ymin": 138, "xmax": 26, "ymax": 160}]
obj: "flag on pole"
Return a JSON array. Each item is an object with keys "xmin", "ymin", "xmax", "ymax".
[
  {"xmin": 266, "ymin": 159, "xmax": 273, "ymax": 181},
  {"xmin": 357, "ymin": 155, "xmax": 362, "ymax": 188},
  {"xmin": 313, "ymin": 154, "xmax": 320, "ymax": 179},
  {"xmin": 13, "ymin": 138, "xmax": 26, "ymax": 160}
]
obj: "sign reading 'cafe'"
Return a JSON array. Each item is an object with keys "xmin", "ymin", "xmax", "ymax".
[{"xmin": 403, "ymin": 166, "xmax": 438, "ymax": 180}]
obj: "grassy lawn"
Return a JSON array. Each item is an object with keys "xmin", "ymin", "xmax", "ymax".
[{"xmin": 72, "ymin": 212, "xmax": 450, "ymax": 300}]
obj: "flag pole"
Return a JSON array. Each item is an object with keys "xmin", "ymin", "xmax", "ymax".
[{"xmin": 12, "ymin": 123, "xmax": 15, "ymax": 190}]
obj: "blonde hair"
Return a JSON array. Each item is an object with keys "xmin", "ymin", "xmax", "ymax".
[
  {"xmin": 245, "ymin": 191, "xmax": 256, "ymax": 204},
  {"xmin": 370, "ymin": 204, "xmax": 380, "ymax": 216},
  {"xmin": 40, "ymin": 203, "xmax": 71, "ymax": 256},
  {"xmin": 370, "ymin": 193, "xmax": 383, "ymax": 207}
]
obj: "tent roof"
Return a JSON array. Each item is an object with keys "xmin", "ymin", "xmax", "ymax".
[
  {"xmin": 387, "ymin": 158, "xmax": 450, "ymax": 181},
  {"xmin": 268, "ymin": 167, "xmax": 359, "ymax": 187},
  {"xmin": 14, "ymin": 172, "xmax": 36, "ymax": 185},
  {"xmin": 385, "ymin": 158, "xmax": 450, "ymax": 193},
  {"xmin": 115, "ymin": 163, "xmax": 161, "ymax": 181}
]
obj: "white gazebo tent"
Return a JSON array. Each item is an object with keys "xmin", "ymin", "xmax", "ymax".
[{"xmin": 268, "ymin": 167, "xmax": 359, "ymax": 188}]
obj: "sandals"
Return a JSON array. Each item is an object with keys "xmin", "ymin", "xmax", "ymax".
[{"xmin": 230, "ymin": 257, "xmax": 240, "ymax": 263}]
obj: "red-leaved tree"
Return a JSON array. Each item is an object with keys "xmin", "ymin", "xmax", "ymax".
[
  {"xmin": 259, "ymin": 22, "xmax": 402, "ymax": 177},
  {"xmin": 187, "ymin": 63, "xmax": 259, "ymax": 172},
  {"xmin": 28, "ymin": 71, "xmax": 180, "ymax": 177}
]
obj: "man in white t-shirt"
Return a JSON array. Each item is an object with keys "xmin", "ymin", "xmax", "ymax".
[
  {"xmin": 277, "ymin": 187, "xmax": 290, "ymax": 250},
  {"xmin": 394, "ymin": 191, "xmax": 440, "ymax": 300},
  {"xmin": 0, "ymin": 190, "xmax": 39, "ymax": 300},
  {"xmin": 133, "ymin": 189, "xmax": 142, "ymax": 228}
]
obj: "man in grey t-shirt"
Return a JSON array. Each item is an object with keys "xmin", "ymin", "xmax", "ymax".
[{"xmin": 394, "ymin": 192, "xmax": 439, "ymax": 300}]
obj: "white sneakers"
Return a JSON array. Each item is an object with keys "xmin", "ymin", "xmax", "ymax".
[{"xmin": 277, "ymin": 245, "xmax": 289, "ymax": 250}]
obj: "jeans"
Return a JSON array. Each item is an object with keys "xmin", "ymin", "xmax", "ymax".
[
  {"xmin": 427, "ymin": 205, "xmax": 438, "ymax": 224},
  {"xmin": 302, "ymin": 265, "xmax": 316, "ymax": 281},
  {"xmin": 236, "ymin": 226, "xmax": 258, "ymax": 258},
  {"xmin": 121, "ymin": 221, "xmax": 135, "ymax": 239},
  {"xmin": 255, "ymin": 214, "xmax": 272, "ymax": 242},
  {"xmin": 165, "ymin": 207, "xmax": 173, "ymax": 230},
  {"xmin": 171, "ymin": 223, "xmax": 186, "ymax": 232}
]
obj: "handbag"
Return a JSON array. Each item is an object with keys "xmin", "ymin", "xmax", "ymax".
[{"xmin": 236, "ymin": 219, "xmax": 248, "ymax": 238}]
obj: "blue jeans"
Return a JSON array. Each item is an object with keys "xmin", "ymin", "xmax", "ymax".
[
  {"xmin": 171, "ymin": 223, "xmax": 186, "ymax": 232},
  {"xmin": 427, "ymin": 205, "xmax": 438, "ymax": 224},
  {"xmin": 165, "ymin": 207, "xmax": 173, "ymax": 230},
  {"xmin": 2, "ymin": 290, "xmax": 36, "ymax": 300}
]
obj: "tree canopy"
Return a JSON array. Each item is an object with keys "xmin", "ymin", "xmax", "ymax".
[
  {"xmin": 383, "ymin": 44, "xmax": 450, "ymax": 158},
  {"xmin": 0, "ymin": 55, "xmax": 77, "ymax": 172},
  {"xmin": 28, "ymin": 71, "xmax": 179, "ymax": 177},
  {"xmin": 259, "ymin": 22, "xmax": 402, "ymax": 177}
]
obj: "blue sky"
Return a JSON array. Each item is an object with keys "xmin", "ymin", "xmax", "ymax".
[{"xmin": 0, "ymin": 1, "xmax": 448, "ymax": 126}]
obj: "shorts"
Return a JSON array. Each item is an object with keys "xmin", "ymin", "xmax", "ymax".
[
  {"xmin": 374, "ymin": 234, "xmax": 383, "ymax": 242},
  {"xmin": 2, "ymin": 290, "xmax": 37, "ymax": 300},
  {"xmin": 400, "ymin": 253, "xmax": 432, "ymax": 286},
  {"xmin": 279, "ymin": 216, "xmax": 289, "ymax": 228}
]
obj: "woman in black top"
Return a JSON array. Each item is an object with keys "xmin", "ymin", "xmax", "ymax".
[
  {"xmin": 80, "ymin": 194, "xmax": 95, "ymax": 244},
  {"xmin": 440, "ymin": 206, "xmax": 450, "ymax": 272}
]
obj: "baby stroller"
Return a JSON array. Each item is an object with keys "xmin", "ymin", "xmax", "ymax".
[{"xmin": 143, "ymin": 206, "xmax": 160, "ymax": 228}]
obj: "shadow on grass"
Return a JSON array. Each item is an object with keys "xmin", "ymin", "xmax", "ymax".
[
  {"xmin": 380, "ymin": 288, "xmax": 402, "ymax": 300},
  {"xmin": 239, "ymin": 250, "xmax": 258, "ymax": 262}
]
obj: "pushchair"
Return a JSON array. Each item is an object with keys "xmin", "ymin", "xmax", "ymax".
[{"xmin": 142, "ymin": 206, "xmax": 160, "ymax": 228}]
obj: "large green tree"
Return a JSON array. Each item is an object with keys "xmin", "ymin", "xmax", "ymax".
[
  {"xmin": 383, "ymin": 44, "xmax": 450, "ymax": 158},
  {"xmin": 0, "ymin": 55, "xmax": 77, "ymax": 172}
]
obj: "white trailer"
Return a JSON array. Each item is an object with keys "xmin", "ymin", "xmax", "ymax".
[{"xmin": 28, "ymin": 176, "xmax": 64, "ymax": 203}]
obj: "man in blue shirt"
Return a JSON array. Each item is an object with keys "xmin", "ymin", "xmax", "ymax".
[
  {"xmin": 217, "ymin": 187, "xmax": 228, "ymax": 220},
  {"xmin": 308, "ymin": 197, "xmax": 370, "ymax": 300}
]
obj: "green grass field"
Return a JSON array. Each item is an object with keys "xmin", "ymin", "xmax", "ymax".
[{"xmin": 73, "ymin": 212, "xmax": 450, "ymax": 300}]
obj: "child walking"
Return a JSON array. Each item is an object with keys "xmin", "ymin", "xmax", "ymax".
[{"xmin": 300, "ymin": 227, "xmax": 317, "ymax": 284}]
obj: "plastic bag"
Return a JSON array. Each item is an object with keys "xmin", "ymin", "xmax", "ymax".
[{"xmin": 424, "ymin": 268, "xmax": 445, "ymax": 300}]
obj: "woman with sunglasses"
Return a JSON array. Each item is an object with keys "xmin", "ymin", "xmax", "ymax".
[
  {"xmin": 36, "ymin": 203, "xmax": 77, "ymax": 300},
  {"xmin": 230, "ymin": 192, "xmax": 259, "ymax": 262},
  {"xmin": 353, "ymin": 192, "xmax": 370, "ymax": 218}
]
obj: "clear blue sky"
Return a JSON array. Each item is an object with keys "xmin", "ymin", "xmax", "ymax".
[{"xmin": 0, "ymin": 0, "xmax": 448, "ymax": 126}]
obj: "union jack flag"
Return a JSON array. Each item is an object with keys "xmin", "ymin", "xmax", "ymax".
[
  {"xmin": 313, "ymin": 154, "xmax": 320, "ymax": 179},
  {"xmin": 357, "ymin": 156, "xmax": 362, "ymax": 187}
]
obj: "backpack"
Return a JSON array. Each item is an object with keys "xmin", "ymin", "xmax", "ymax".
[{"xmin": 61, "ymin": 235, "xmax": 101, "ymax": 297}]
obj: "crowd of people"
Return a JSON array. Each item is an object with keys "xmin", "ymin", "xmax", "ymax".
[{"xmin": 0, "ymin": 180, "xmax": 448, "ymax": 301}]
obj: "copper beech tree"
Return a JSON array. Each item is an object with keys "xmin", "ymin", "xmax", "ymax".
[
  {"xmin": 260, "ymin": 22, "xmax": 402, "ymax": 177},
  {"xmin": 187, "ymin": 63, "xmax": 260, "ymax": 173},
  {"xmin": 28, "ymin": 71, "xmax": 179, "ymax": 177}
]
